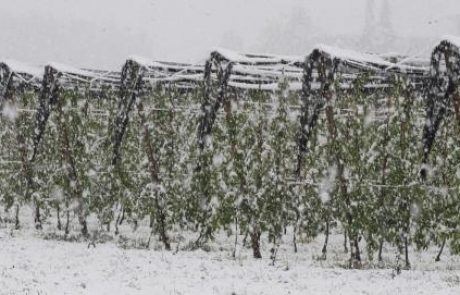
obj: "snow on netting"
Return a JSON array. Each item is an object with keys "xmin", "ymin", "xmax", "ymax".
[
  {"xmin": 304, "ymin": 44, "xmax": 430, "ymax": 91},
  {"xmin": 206, "ymin": 48, "xmax": 305, "ymax": 90},
  {"xmin": 127, "ymin": 56, "xmax": 204, "ymax": 89},
  {"xmin": 45, "ymin": 62, "xmax": 121, "ymax": 92},
  {"xmin": 0, "ymin": 60, "xmax": 43, "ymax": 101}
]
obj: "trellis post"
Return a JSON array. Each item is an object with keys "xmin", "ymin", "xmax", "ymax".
[
  {"xmin": 421, "ymin": 40, "xmax": 460, "ymax": 180},
  {"xmin": 111, "ymin": 59, "xmax": 144, "ymax": 166}
]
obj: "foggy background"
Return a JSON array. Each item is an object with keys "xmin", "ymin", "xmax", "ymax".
[{"xmin": 1, "ymin": 0, "xmax": 459, "ymax": 69}]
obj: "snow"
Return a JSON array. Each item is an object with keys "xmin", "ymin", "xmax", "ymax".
[
  {"xmin": 48, "ymin": 62, "xmax": 96, "ymax": 77},
  {"xmin": 314, "ymin": 44, "xmax": 430, "ymax": 74},
  {"xmin": 316, "ymin": 44, "xmax": 393, "ymax": 69},
  {"xmin": 319, "ymin": 166, "xmax": 337, "ymax": 203},
  {"xmin": 442, "ymin": 35, "xmax": 460, "ymax": 49},
  {"xmin": 1, "ymin": 102, "xmax": 18, "ymax": 121},
  {"xmin": 128, "ymin": 56, "xmax": 205, "ymax": 86},
  {"xmin": 212, "ymin": 153, "xmax": 224, "ymax": 167},
  {"xmin": 129, "ymin": 56, "xmax": 204, "ymax": 72},
  {"xmin": 48, "ymin": 62, "xmax": 115, "ymax": 79},
  {"xmin": 232, "ymin": 64, "xmax": 303, "ymax": 79},
  {"xmin": 1, "ymin": 232, "xmax": 459, "ymax": 295},
  {"xmin": 0, "ymin": 41, "xmax": 439, "ymax": 93},
  {"xmin": 212, "ymin": 47, "xmax": 303, "ymax": 65},
  {"xmin": 0, "ymin": 59, "xmax": 44, "ymax": 78},
  {"xmin": 213, "ymin": 47, "xmax": 266, "ymax": 64},
  {"xmin": 154, "ymin": 73, "xmax": 204, "ymax": 82},
  {"xmin": 50, "ymin": 186, "xmax": 64, "ymax": 202},
  {"xmin": 228, "ymin": 81, "xmax": 302, "ymax": 91},
  {"xmin": 48, "ymin": 62, "xmax": 120, "ymax": 83},
  {"xmin": 204, "ymin": 48, "xmax": 305, "ymax": 91},
  {"xmin": 394, "ymin": 57, "xmax": 431, "ymax": 68},
  {"xmin": 1, "ymin": 207, "xmax": 459, "ymax": 295},
  {"xmin": 128, "ymin": 55, "xmax": 157, "ymax": 67},
  {"xmin": 45, "ymin": 62, "xmax": 121, "ymax": 89}
]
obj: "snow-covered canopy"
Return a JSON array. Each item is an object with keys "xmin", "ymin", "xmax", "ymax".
[
  {"xmin": 127, "ymin": 56, "xmax": 204, "ymax": 89},
  {"xmin": 46, "ymin": 62, "xmax": 121, "ymax": 92},
  {"xmin": 0, "ymin": 59, "xmax": 44, "ymax": 78},
  {"xmin": 207, "ymin": 48, "xmax": 304, "ymax": 91},
  {"xmin": 0, "ymin": 60, "xmax": 43, "ymax": 94},
  {"xmin": 316, "ymin": 44, "xmax": 430, "ymax": 76},
  {"xmin": 2, "ymin": 38, "xmax": 459, "ymax": 95},
  {"xmin": 304, "ymin": 44, "xmax": 431, "ymax": 91}
]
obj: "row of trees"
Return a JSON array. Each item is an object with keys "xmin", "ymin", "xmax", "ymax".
[{"xmin": 0, "ymin": 77, "xmax": 459, "ymax": 268}]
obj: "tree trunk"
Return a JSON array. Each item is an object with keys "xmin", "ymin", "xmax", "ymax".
[
  {"xmin": 404, "ymin": 237, "xmax": 410, "ymax": 269},
  {"xmin": 157, "ymin": 208, "xmax": 171, "ymax": 251},
  {"xmin": 65, "ymin": 210, "xmax": 70, "ymax": 236},
  {"xmin": 270, "ymin": 240, "xmax": 279, "ymax": 266},
  {"xmin": 133, "ymin": 219, "xmax": 138, "ymax": 232},
  {"xmin": 321, "ymin": 221, "xmax": 330, "ymax": 259},
  {"xmin": 115, "ymin": 209, "xmax": 122, "ymax": 235},
  {"xmin": 344, "ymin": 232, "xmax": 349, "ymax": 253},
  {"xmin": 232, "ymin": 217, "xmax": 238, "ymax": 258},
  {"xmin": 378, "ymin": 239, "xmax": 384, "ymax": 262},
  {"xmin": 355, "ymin": 238, "xmax": 362, "ymax": 264},
  {"xmin": 350, "ymin": 236, "xmax": 362, "ymax": 269},
  {"xmin": 115, "ymin": 218, "xmax": 119, "ymax": 235},
  {"xmin": 14, "ymin": 204, "xmax": 20, "ymax": 230},
  {"xmin": 137, "ymin": 100, "xmax": 170, "ymax": 251},
  {"xmin": 56, "ymin": 206, "xmax": 62, "ymax": 230},
  {"xmin": 58, "ymin": 105, "xmax": 88, "ymax": 238},
  {"xmin": 118, "ymin": 207, "xmax": 125, "ymax": 225},
  {"xmin": 251, "ymin": 225, "xmax": 262, "ymax": 259},
  {"xmin": 435, "ymin": 237, "xmax": 447, "ymax": 262},
  {"xmin": 79, "ymin": 213, "xmax": 88, "ymax": 237},
  {"xmin": 149, "ymin": 212, "xmax": 154, "ymax": 228},
  {"xmin": 34, "ymin": 199, "xmax": 42, "ymax": 230},
  {"xmin": 146, "ymin": 231, "xmax": 153, "ymax": 249},
  {"xmin": 242, "ymin": 229, "xmax": 249, "ymax": 247},
  {"xmin": 293, "ymin": 224, "xmax": 298, "ymax": 254}
]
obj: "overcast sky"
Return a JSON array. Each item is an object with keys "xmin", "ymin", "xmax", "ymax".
[{"xmin": 1, "ymin": 0, "xmax": 460, "ymax": 69}]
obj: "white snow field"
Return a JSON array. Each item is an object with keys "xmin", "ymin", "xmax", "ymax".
[{"xmin": 1, "ymin": 208, "xmax": 460, "ymax": 295}]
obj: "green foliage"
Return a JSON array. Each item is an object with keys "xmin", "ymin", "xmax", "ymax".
[{"xmin": 0, "ymin": 79, "xmax": 459, "ymax": 259}]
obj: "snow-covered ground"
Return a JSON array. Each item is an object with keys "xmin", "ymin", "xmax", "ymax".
[{"xmin": 1, "ymin": 208, "xmax": 460, "ymax": 295}]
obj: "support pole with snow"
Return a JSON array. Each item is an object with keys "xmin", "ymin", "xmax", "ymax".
[{"xmin": 421, "ymin": 38, "xmax": 460, "ymax": 180}]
